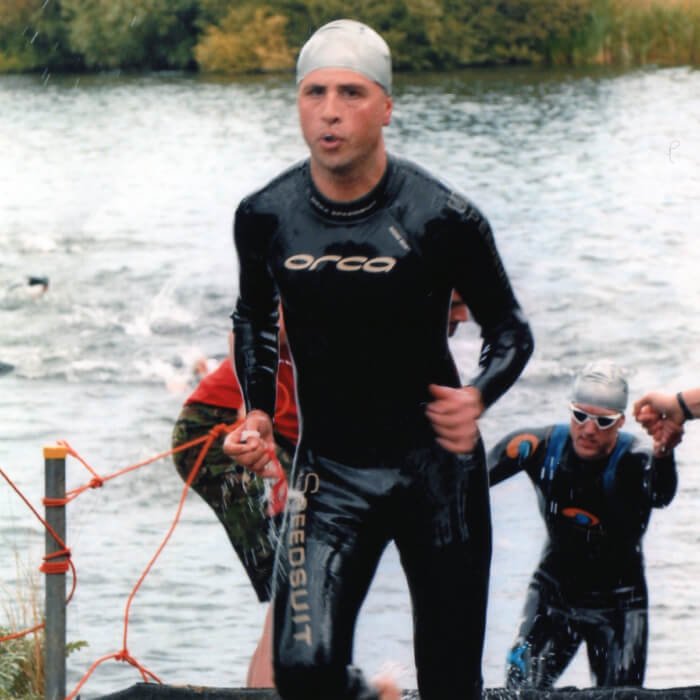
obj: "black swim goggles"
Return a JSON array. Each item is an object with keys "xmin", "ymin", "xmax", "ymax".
[{"xmin": 569, "ymin": 403, "xmax": 622, "ymax": 430}]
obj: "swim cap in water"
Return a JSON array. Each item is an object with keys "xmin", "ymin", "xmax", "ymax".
[
  {"xmin": 296, "ymin": 19, "xmax": 392, "ymax": 95},
  {"xmin": 571, "ymin": 360, "xmax": 628, "ymax": 412}
]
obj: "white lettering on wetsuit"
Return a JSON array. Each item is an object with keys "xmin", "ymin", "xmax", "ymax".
[
  {"xmin": 284, "ymin": 254, "xmax": 396, "ymax": 272},
  {"xmin": 287, "ymin": 471, "xmax": 320, "ymax": 647}
]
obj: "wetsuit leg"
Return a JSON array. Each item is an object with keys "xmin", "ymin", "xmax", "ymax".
[
  {"xmin": 393, "ymin": 442, "xmax": 491, "ymax": 700},
  {"xmin": 585, "ymin": 608, "xmax": 647, "ymax": 686},
  {"xmin": 506, "ymin": 575, "xmax": 581, "ymax": 689},
  {"xmin": 272, "ymin": 451, "xmax": 393, "ymax": 700}
]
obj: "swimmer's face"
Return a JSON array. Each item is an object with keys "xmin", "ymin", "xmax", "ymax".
[
  {"xmin": 298, "ymin": 68, "xmax": 392, "ymax": 181},
  {"xmin": 570, "ymin": 403, "xmax": 625, "ymax": 460},
  {"xmin": 448, "ymin": 292, "xmax": 468, "ymax": 337}
]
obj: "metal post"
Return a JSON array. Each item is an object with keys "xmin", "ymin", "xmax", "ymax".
[{"xmin": 44, "ymin": 444, "xmax": 67, "ymax": 700}]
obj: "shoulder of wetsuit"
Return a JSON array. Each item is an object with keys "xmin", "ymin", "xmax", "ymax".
[
  {"xmin": 239, "ymin": 159, "xmax": 307, "ymax": 211},
  {"xmin": 502, "ymin": 426, "xmax": 550, "ymax": 462},
  {"xmin": 389, "ymin": 154, "xmax": 485, "ymax": 223},
  {"xmin": 541, "ymin": 424, "xmax": 571, "ymax": 483},
  {"xmin": 606, "ymin": 433, "xmax": 652, "ymax": 488}
]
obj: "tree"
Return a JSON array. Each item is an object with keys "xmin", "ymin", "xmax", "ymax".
[{"xmin": 61, "ymin": 0, "xmax": 200, "ymax": 70}]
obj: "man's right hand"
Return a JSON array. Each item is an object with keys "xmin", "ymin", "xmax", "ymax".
[{"xmin": 223, "ymin": 409, "xmax": 276, "ymax": 475}]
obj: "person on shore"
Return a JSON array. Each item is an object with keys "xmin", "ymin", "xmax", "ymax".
[
  {"xmin": 223, "ymin": 18, "xmax": 534, "ymax": 700},
  {"xmin": 171, "ymin": 315, "xmax": 298, "ymax": 687},
  {"xmin": 488, "ymin": 360, "xmax": 678, "ymax": 689},
  {"xmin": 634, "ymin": 388, "xmax": 698, "ymax": 453}
]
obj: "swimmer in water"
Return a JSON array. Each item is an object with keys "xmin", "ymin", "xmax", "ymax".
[
  {"xmin": 26, "ymin": 275, "xmax": 49, "ymax": 298},
  {"xmin": 488, "ymin": 360, "xmax": 678, "ymax": 689},
  {"xmin": 1, "ymin": 275, "xmax": 49, "ymax": 309},
  {"xmin": 0, "ymin": 276, "xmax": 50, "ymax": 373},
  {"xmin": 223, "ymin": 19, "xmax": 533, "ymax": 700}
]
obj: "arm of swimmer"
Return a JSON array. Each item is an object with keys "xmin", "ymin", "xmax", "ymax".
[
  {"xmin": 425, "ymin": 311, "xmax": 533, "ymax": 455},
  {"xmin": 231, "ymin": 198, "xmax": 281, "ymax": 419},
  {"xmin": 487, "ymin": 429, "xmax": 541, "ymax": 487},
  {"xmin": 468, "ymin": 308, "xmax": 534, "ymax": 410},
  {"xmin": 648, "ymin": 450, "xmax": 678, "ymax": 508}
]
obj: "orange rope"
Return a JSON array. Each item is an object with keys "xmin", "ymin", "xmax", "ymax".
[
  {"xmin": 64, "ymin": 648, "xmax": 162, "ymax": 700},
  {"xmin": 0, "ymin": 466, "xmax": 77, "ymax": 609},
  {"xmin": 0, "ymin": 621, "xmax": 44, "ymax": 644},
  {"xmin": 61, "ymin": 421, "xmax": 240, "ymax": 700},
  {"xmin": 52, "ymin": 435, "xmax": 220, "ymax": 504},
  {"xmin": 2, "ymin": 387, "xmax": 294, "ymax": 697}
]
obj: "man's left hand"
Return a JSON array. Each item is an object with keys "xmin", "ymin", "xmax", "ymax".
[{"xmin": 426, "ymin": 384, "xmax": 484, "ymax": 454}]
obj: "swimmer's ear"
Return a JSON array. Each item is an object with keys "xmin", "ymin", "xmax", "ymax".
[{"xmin": 506, "ymin": 434, "xmax": 539, "ymax": 460}]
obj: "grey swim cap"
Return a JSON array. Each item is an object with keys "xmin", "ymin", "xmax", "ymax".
[
  {"xmin": 571, "ymin": 360, "xmax": 629, "ymax": 412},
  {"xmin": 296, "ymin": 19, "xmax": 392, "ymax": 95}
]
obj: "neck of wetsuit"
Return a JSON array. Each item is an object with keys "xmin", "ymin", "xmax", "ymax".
[{"xmin": 306, "ymin": 157, "xmax": 394, "ymax": 221}]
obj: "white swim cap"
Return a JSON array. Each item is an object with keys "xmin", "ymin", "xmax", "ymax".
[
  {"xmin": 571, "ymin": 360, "xmax": 629, "ymax": 412},
  {"xmin": 296, "ymin": 19, "xmax": 392, "ymax": 95}
]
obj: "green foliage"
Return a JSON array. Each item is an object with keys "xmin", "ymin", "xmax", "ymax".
[
  {"xmin": 0, "ymin": 0, "xmax": 698, "ymax": 75},
  {"xmin": 194, "ymin": 4, "xmax": 295, "ymax": 73},
  {"xmin": 60, "ymin": 0, "xmax": 200, "ymax": 69},
  {"xmin": 408, "ymin": 0, "xmax": 594, "ymax": 67},
  {"xmin": 582, "ymin": 0, "xmax": 700, "ymax": 66},
  {"xmin": 621, "ymin": 2, "xmax": 700, "ymax": 65},
  {"xmin": 0, "ymin": 550, "xmax": 87, "ymax": 700},
  {"xmin": 0, "ymin": 627, "xmax": 42, "ymax": 700},
  {"xmin": 0, "ymin": 0, "xmax": 78, "ymax": 72},
  {"xmin": 0, "ymin": 626, "xmax": 88, "ymax": 700}
]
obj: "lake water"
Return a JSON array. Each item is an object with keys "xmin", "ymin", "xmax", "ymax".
[{"xmin": 1, "ymin": 64, "xmax": 699, "ymax": 698}]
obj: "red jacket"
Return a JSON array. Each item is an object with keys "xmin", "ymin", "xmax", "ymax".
[{"xmin": 186, "ymin": 347, "xmax": 298, "ymax": 445}]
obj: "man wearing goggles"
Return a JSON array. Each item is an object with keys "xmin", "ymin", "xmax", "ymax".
[{"xmin": 488, "ymin": 360, "xmax": 678, "ymax": 690}]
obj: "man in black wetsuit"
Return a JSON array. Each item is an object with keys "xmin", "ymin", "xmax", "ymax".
[
  {"xmin": 223, "ymin": 19, "xmax": 534, "ymax": 700},
  {"xmin": 488, "ymin": 360, "xmax": 678, "ymax": 690}
]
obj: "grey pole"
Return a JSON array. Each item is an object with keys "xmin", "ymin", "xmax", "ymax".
[{"xmin": 44, "ymin": 444, "xmax": 68, "ymax": 700}]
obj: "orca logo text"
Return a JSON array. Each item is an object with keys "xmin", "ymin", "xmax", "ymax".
[{"xmin": 284, "ymin": 254, "xmax": 396, "ymax": 273}]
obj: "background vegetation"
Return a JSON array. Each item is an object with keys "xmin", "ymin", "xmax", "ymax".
[
  {"xmin": 0, "ymin": 626, "xmax": 43, "ymax": 700},
  {"xmin": 0, "ymin": 555, "xmax": 44, "ymax": 700},
  {"xmin": 0, "ymin": 553, "xmax": 87, "ymax": 700},
  {"xmin": 1, "ymin": 0, "xmax": 699, "ymax": 74}
]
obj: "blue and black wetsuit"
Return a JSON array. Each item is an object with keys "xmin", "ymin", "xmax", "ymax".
[
  {"xmin": 232, "ymin": 155, "xmax": 534, "ymax": 700},
  {"xmin": 488, "ymin": 425, "xmax": 678, "ymax": 689}
]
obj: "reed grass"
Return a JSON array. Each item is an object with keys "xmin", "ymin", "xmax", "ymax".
[
  {"xmin": 587, "ymin": 0, "xmax": 700, "ymax": 66},
  {"xmin": 0, "ymin": 550, "xmax": 87, "ymax": 700},
  {"xmin": 0, "ymin": 554, "xmax": 44, "ymax": 700}
]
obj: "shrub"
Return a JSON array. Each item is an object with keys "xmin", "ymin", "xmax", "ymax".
[{"xmin": 195, "ymin": 5, "xmax": 295, "ymax": 73}]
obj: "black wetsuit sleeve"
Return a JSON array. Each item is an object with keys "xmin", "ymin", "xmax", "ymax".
[
  {"xmin": 469, "ymin": 308, "xmax": 534, "ymax": 410},
  {"xmin": 449, "ymin": 203, "xmax": 534, "ymax": 409},
  {"xmin": 487, "ymin": 426, "xmax": 548, "ymax": 487},
  {"xmin": 231, "ymin": 198, "xmax": 280, "ymax": 419},
  {"xmin": 612, "ymin": 441, "xmax": 677, "ymax": 542},
  {"xmin": 646, "ymin": 452, "xmax": 678, "ymax": 508}
]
